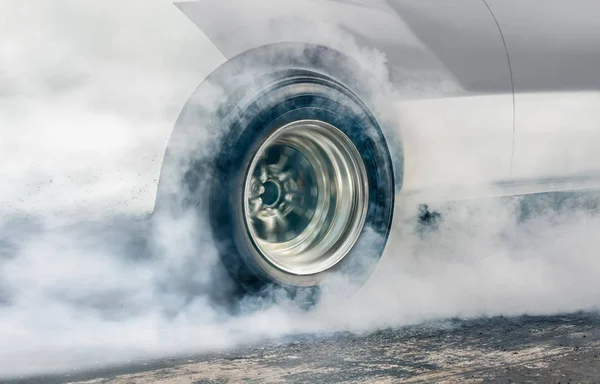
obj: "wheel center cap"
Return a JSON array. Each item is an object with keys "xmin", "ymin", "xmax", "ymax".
[{"xmin": 261, "ymin": 180, "xmax": 281, "ymax": 207}]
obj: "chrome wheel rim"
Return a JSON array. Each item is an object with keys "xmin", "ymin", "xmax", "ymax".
[{"xmin": 243, "ymin": 120, "xmax": 369, "ymax": 276}]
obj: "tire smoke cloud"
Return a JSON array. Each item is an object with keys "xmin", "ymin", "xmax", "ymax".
[{"xmin": 1, "ymin": 0, "xmax": 600, "ymax": 379}]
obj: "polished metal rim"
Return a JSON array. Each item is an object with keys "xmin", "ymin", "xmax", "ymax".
[{"xmin": 243, "ymin": 120, "xmax": 369, "ymax": 276}]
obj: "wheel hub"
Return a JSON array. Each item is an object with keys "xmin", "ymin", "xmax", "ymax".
[
  {"xmin": 247, "ymin": 145, "xmax": 318, "ymax": 243},
  {"xmin": 244, "ymin": 120, "xmax": 369, "ymax": 276},
  {"xmin": 260, "ymin": 180, "xmax": 281, "ymax": 207}
]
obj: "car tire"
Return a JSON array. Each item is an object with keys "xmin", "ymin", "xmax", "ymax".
[{"xmin": 155, "ymin": 43, "xmax": 397, "ymax": 302}]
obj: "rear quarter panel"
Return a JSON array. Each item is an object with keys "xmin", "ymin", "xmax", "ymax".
[
  {"xmin": 176, "ymin": 0, "xmax": 515, "ymax": 197},
  {"xmin": 486, "ymin": 0, "xmax": 600, "ymax": 185}
]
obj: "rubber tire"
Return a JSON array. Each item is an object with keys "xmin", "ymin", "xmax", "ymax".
[{"xmin": 154, "ymin": 43, "xmax": 396, "ymax": 301}]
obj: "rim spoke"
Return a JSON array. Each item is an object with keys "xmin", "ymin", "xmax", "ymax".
[
  {"xmin": 274, "ymin": 211, "xmax": 288, "ymax": 232},
  {"xmin": 277, "ymin": 153, "xmax": 290, "ymax": 170},
  {"xmin": 259, "ymin": 163, "xmax": 268, "ymax": 183},
  {"xmin": 250, "ymin": 179, "xmax": 263, "ymax": 198},
  {"xmin": 248, "ymin": 198, "xmax": 262, "ymax": 218},
  {"xmin": 263, "ymin": 216, "xmax": 278, "ymax": 242},
  {"xmin": 284, "ymin": 191, "xmax": 301, "ymax": 201},
  {"xmin": 277, "ymin": 171, "xmax": 293, "ymax": 181}
]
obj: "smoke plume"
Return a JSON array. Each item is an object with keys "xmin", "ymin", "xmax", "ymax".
[{"xmin": 1, "ymin": 0, "xmax": 600, "ymax": 379}]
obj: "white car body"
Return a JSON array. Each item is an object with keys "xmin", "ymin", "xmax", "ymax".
[{"xmin": 177, "ymin": 0, "xmax": 600, "ymax": 202}]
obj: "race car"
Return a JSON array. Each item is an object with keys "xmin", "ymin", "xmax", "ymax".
[{"xmin": 154, "ymin": 0, "xmax": 600, "ymax": 298}]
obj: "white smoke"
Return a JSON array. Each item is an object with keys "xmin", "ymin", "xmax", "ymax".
[{"xmin": 1, "ymin": 0, "xmax": 600, "ymax": 380}]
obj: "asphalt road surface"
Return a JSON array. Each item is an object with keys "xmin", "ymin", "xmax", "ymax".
[{"xmin": 8, "ymin": 312, "xmax": 600, "ymax": 384}]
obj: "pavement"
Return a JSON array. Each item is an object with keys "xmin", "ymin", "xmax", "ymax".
[{"xmin": 7, "ymin": 312, "xmax": 600, "ymax": 384}]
